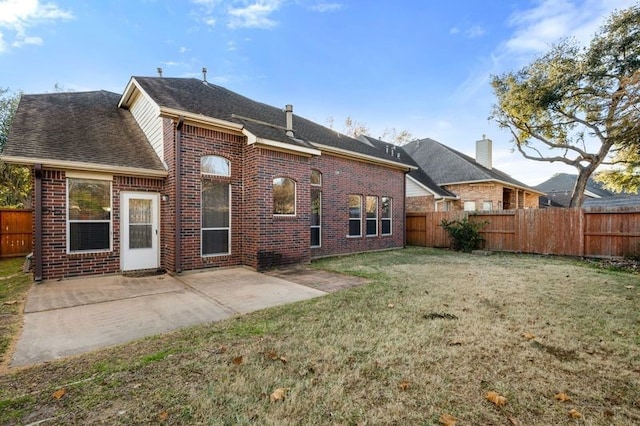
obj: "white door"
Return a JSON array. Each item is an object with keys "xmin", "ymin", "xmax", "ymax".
[{"xmin": 121, "ymin": 192, "xmax": 159, "ymax": 271}]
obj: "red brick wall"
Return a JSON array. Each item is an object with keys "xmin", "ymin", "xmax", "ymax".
[
  {"xmin": 444, "ymin": 183, "xmax": 540, "ymax": 210},
  {"xmin": 38, "ymin": 170, "xmax": 163, "ymax": 280},
  {"xmin": 309, "ymin": 154, "xmax": 406, "ymax": 258},
  {"xmin": 407, "ymin": 195, "xmax": 436, "ymax": 213},
  {"xmin": 242, "ymin": 146, "xmax": 312, "ymax": 270},
  {"xmin": 167, "ymin": 123, "xmax": 245, "ymax": 272}
]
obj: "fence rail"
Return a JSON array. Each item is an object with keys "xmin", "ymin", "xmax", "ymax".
[
  {"xmin": 0, "ymin": 209, "xmax": 32, "ymax": 258},
  {"xmin": 407, "ymin": 207, "xmax": 640, "ymax": 258}
]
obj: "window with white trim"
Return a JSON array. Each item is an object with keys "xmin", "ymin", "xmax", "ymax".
[
  {"xmin": 310, "ymin": 170, "xmax": 321, "ymax": 247},
  {"xmin": 201, "ymin": 155, "xmax": 231, "ymax": 256},
  {"xmin": 482, "ymin": 201, "xmax": 493, "ymax": 211},
  {"xmin": 348, "ymin": 194, "xmax": 362, "ymax": 237},
  {"xmin": 67, "ymin": 178, "xmax": 112, "ymax": 252},
  {"xmin": 273, "ymin": 177, "xmax": 296, "ymax": 215},
  {"xmin": 463, "ymin": 201, "xmax": 476, "ymax": 211},
  {"xmin": 381, "ymin": 196, "xmax": 392, "ymax": 235},
  {"xmin": 202, "ymin": 180, "xmax": 230, "ymax": 256},
  {"xmin": 366, "ymin": 196, "xmax": 378, "ymax": 236},
  {"xmin": 201, "ymin": 155, "xmax": 230, "ymax": 176}
]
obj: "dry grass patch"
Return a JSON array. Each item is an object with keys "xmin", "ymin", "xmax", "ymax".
[
  {"xmin": 0, "ymin": 258, "xmax": 31, "ymax": 370},
  {"xmin": 1, "ymin": 248, "xmax": 639, "ymax": 425}
]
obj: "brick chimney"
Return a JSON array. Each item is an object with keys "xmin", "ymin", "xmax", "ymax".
[{"xmin": 476, "ymin": 135, "xmax": 492, "ymax": 169}]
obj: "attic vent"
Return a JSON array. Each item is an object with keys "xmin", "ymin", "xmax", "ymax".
[{"xmin": 202, "ymin": 67, "xmax": 207, "ymax": 82}]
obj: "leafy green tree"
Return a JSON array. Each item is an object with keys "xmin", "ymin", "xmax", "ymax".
[
  {"xmin": 490, "ymin": 5, "xmax": 640, "ymax": 207},
  {"xmin": 0, "ymin": 88, "xmax": 31, "ymax": 208}
]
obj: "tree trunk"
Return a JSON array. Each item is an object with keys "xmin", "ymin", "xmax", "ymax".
[{"xmin": 569, "ymin": 169, "xmax": 590, "ymax": 207}]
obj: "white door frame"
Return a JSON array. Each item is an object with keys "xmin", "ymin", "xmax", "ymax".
[{"xmin": 120, "ymin": 192, "xmax": 160, "ymax": 271}]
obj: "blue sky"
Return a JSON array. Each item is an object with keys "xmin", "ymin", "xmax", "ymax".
[{"xmin": 0, "ymin": 0, "xmax": 636, "ymax": 185}]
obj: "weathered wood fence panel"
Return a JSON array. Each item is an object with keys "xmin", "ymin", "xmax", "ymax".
[
  {"xmin": 407, "ymin": 207, "xmax": 640, "ymax": 258},
  {"xmin": 0, "ymin": 209, "xmax": 33, "ymax": 258}
]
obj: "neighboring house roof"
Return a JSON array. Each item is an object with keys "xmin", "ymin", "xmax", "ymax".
[
  {"xmin": 4, "ymin": 90, "xmax": 167, "ymax": 176},
  {"xmin": 357, "ymin": 135, "xmax": 454, "ymax": 198},
  {"xmin": 127, "ymin": 77, "xmax": 415, "ymax": 170},
  {"xmin": 583, "ymin": 195, "xmax": 640, "ymax": 208},
  {"xmin": 402, "ymin": 138, "xmax": 542, "ymax": 193},
  {"xmin": 533, "ymin": 173, "xmax": 619, "ymax": 207}
]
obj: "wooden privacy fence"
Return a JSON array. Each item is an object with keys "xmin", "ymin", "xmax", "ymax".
[
  {"xmin": 0, "ymin": 209, "xmax": 32, "ymax": 258},
  {"xmin": 407, "ymin": 207, "xmax": 640, "ymax": 258}
]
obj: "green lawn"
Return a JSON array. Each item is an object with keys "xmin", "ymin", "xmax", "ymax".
[{"xmin": 0, "ymin": 248, "xmax": 638, "ymax": 425}]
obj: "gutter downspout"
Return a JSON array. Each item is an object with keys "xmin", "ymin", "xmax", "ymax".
[
  {"xmin": 34, "ymin": 164, "xmax": 43, "ymax": 282},
  {"xmin": 435, "ymin": 198, "xmax": 444, "ymax": 212},
  {"xmin": 403, "ymin": 171, "xmax": 407, "ymax": 248},
  {"xmin": 175, "ymin": 117, "xmax": 184, "ymax": 273}
]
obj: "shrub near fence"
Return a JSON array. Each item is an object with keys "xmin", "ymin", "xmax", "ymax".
[
  {"xmin": 0, "ymin": 209, "xmax": 32, "ymax": 258},
  {"xmin": 407, "ymin": 207, "xmax": 640, "ymax": 259}
]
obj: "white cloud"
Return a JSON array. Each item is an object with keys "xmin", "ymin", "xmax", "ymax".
[
  {"xmin": 465, "ymin": 25, "xmax": 485, "ymax": 38},
  {"xmin": 227, "ymin": 40, "xmax": 236, "ymax": 51},
  {"xmin": 310, "ymin": 2, "xmax": 343, "ymax": 13},
  {"xmin": 179, "ymin": 46, "xmax": 188, "ymax": 53},
  {"xmin": 0, "ymin": 0, "xmax": 72, "ymax": 53},
  {"xmin": 228, "ymin": 0, "xmax": 282, "ymax": 29}
]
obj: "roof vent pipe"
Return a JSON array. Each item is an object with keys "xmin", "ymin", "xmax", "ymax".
[
  {"xmin": 285, "ymin": 104, "xmax": 294, "ymax": 137},
  {"xmin": 157, "ymin": 67, "xmax": 163, "ymax": 77},
  {"xmin": 202, "ymin": 67, "xmax": 207, "ymax": 82},
  {"xmin": 475, "ymin": 135, "xmax": 493, "ymax": 170}
]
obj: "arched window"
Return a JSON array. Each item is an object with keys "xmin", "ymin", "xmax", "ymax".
[
  {"xmin": 273, "ymin": 177, "xmax": 296, "ymax": 215},
  {"xmin": 201, "ymin": 155, "xmax": 230, "ymax": 176}
]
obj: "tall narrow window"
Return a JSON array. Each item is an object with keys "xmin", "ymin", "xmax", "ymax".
[
  {"xmin": 366, "ymin": 196, "xmax": 378, "ymax": 236},
  {"xmin": 381, "ymin": 196, "xmax": 392, "ymax": 235},
  {"xmin": 348, "ymin": 194, "xmax": 362, "ymax": 237},
  {"xmin": 273, "ymin": 177, "xmax": 296, "ymax": 215},
  {"xmin": 67, "ymin": 178, "xmax": 112, "ymax": 252},
  {"xmin": 202, "ymin": 181, "xmax": 230, "ymax": 256},
  {"xmin": 311, "ymin": 170, "xmax": 321, "ymax": 247}
]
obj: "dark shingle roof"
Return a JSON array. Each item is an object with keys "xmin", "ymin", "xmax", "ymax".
[
  {"xmin": 402, "ymin": 138, "xmax": 539, "ymax": 191},
  {"xmin": 533, "ymin": 173, "xmax": 619, "ymax": 207},
  {"xmin": 133, "ymin": 77, "xmax": 414, "ymax": 167},
  {"xmin": 357, "ymin": 135, "xmax": 454, "ymax": 197},
  {"xmin": 4, "ymin": 91, "xmax": 165, "ymax": 172},
  {"xmin": 584, "ymin": 195, "xmax": 640, "ymax": 208}
]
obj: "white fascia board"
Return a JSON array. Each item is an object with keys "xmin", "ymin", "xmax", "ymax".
[
  {"xmin": 1, "ymin": 155, "xmax": 168, "ymax": 178},
  {"xmin": 313, "ymin": 143, "xmax": 417, "ymax": 171},
  {"xmin": 252, "ymin": 137, "xmax": 321, "ymax": 157},
  {"xmin": 159, "ymin": 107, "xmax": 244, "ymax": 134}
]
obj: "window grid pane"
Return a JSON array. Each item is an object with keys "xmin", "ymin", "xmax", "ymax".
[
  {"xmin": 348, "ymin": 194, "xmax": 362, "ymax": 236},
  {"xmin": 202, "ymin": 181, "xmax": 230, "ymax": 255},
  {"xmin": 310, "ymin": 170, "xmax": 322, "ymax": 186},
  {"xmin": 68, "ymin": 178, "xmax": 111, "ymax": 252},
  {"xmin": 381, "ymin": 197, "xmax": 392, "ymax": 235}
]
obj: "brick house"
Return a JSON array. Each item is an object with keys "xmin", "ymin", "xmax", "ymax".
[
  {"xmin": 401, "ymin": 137, "xmax": 543, "ymax": 212},
  {"xmin": 3, "ymin": 76, "xmax": 414, "ymax": 281}
]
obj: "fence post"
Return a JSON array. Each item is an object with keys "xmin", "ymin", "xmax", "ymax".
[{"xmin": 579, "ymin": 208, "xmax": 585, "ymax": 257}]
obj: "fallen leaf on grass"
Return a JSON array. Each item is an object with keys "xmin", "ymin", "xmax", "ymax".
[
  {"xmin": 568, "ymin": 408, "xmax": 582, "ymax": 419},
  {"xmin": 232, "ymin": 356, "xmax": 243, "ymax": 365},
  {"xmin": 625, "ymin": 286, "xmax": 634, "ymax": 289},
  {"xmin": 522, "ymin": 332, "xmax": 535, "ymax": 340},
  {"xmin": 2, "ymin": 300, "xmax": 17, "ymax": 305},
  {"xmin": 439, "ymin": 413, "xmax": 457, "ymax": 425},
  {"xmin": 387, "ymin": 303, "xmax": 395, "ymax": 308},
  {"xmin": 211, "ymin": 345, "xmax": 227, "ymax": 354},
  {"xmin": 398, "ymin": 379, "xmax": 410, "ymax": 391},
  {"xmin": 508, "ymin": 416, "xmax": 521, "ymax": 425},
  {"xmin": 270, "ymin": 387, "xmax": 287, "ymax": 402},
  {"xmin": 52, "ymin": 388, "xmax": 65, "ymax": 399},
  {"xmin": 486, "ymin": 391, "xmax": 506, "ymax": 407},
  {"xmin": 554, "ymin": 392, "xmax": 571, "ymax": 402},
  {"xmin": 447, "ymin": 340, "xmax": 463, "ymax": 346},
  {"xmin": 158, "ymin": 411, "xmax": 168, "ymax": 421}
]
